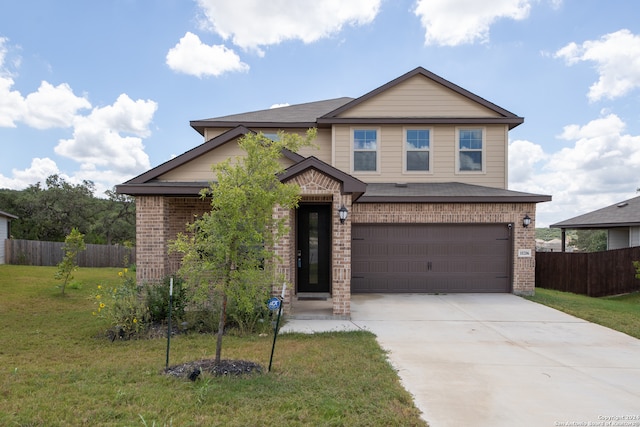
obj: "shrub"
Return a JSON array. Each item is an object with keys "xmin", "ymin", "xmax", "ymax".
[
  {"xmin": 634, "ymin": 261, "xmax": 640, "ymax": 280},
  {"xmin": 145, "ymin": 276, "xmax": 188, "ymax": 325},
  {"xmin": 92, "ymin": 268, "xmax": 149, "ymax": 339}
]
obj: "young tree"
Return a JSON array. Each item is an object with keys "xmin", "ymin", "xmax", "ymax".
[
  {"xmin": 171, "ymin": 130, "xmax": 316, "ymax": 363},
  {"xmin": 55, "ymin": 227, "xmax": 86, "ymax": 295}
]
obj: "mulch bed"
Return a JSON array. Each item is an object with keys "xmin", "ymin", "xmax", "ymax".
[{"xmin": 164, "ymin": 359, "xmax": 263, "ymax": 380}]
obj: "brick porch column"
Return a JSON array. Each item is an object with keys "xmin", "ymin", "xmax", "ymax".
[{"xmin": 135, "ymin": 196, "xmax": 169, "ymax": 284}]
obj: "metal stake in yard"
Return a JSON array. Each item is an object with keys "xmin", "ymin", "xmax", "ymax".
[
  {"xmin": 268, "ymin": 284, "xmax": 286, "ymax": 372},
  {"xmin": 165, "ymin": 277, "xmax": 173, "ymax": 369}
]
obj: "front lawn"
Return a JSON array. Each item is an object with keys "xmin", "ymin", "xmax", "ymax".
[
  {"xmin": 0, "ymin": 265, "xmax": 426, "ymax": 426},
  {"xmin": 527, "ymin": 288, "xmax": 640, "ymax": 339}
]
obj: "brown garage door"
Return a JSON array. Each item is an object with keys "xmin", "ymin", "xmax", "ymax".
[{"xmin": 351, "ymin": 224, "xmax": 511, "ymax": 293}]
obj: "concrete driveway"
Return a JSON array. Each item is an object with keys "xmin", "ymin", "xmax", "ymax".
[{"xmin": 280, "ymin": 293, "xmax": 640, "ymax": 427}]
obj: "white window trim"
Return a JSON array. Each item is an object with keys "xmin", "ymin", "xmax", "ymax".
[
  {"xmin": 351, "ymin": 127, "xmax": 381, "ymax": 174},
  {"xmin": 455, "ymin": 127, "xmax": 486, "ymax": 174},
  {"xmin": 402, "ymin": 127, "xmax": 433, "ymax": 174}
]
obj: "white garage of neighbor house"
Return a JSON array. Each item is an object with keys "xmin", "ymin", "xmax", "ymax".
[
  {"xmin": 0, "ymin": 209, "xmax": 18, "ymax": 264},
  {"xmin": 116, "ymin": 67, "xmax": 552, "ymax": 317}
]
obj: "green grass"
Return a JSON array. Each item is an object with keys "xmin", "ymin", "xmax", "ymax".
[
  {"xmin": 0, "ymin": 265, "xmax": 425, "ymax": 427},
  {"xmin": 527, "ymin": 288, "xmax": 640, "ymax": 339}
]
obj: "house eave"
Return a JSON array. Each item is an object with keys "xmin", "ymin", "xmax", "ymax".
[
  {"xmin": 190, "ymin": 121, "xmax": 321, "ymax": 135},
  {"xmin": 357, "ymin": 195, "xmax": 552, "ymax": 203},
  {"xmin": 317, "ymin": 117, "xmax": 524, "ymax": 129},
  {"xmin": 550, "ymin": 222, "xmax": 640, "ymax": 229},
  {"xmin": 115, "ymin": 182, "xmax": 210, "ymax": 196}
]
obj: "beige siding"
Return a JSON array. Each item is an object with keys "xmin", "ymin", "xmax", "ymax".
[
  {"xmin": 338, "ymin": 75, "xmax": 501, "ymax": 118},
  {"xmin": 249, "ymin": 128, "xmax": 331, "ymax": 163},
  {"xmin": 332, "ymin": 124, "xmax": 507, "ymax": 188},
  {"xmin": 204, "ymin": 128, "xmax": 231, "ymax": 141},
  {"xmin": 159, "ymin": 140, "xmax": 243, "ymax": 182},
  {"xmin": 158, "ymin": 136, "xmax": 299, "ymax": 182}
]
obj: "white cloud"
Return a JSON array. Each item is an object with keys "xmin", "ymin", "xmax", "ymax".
[
  {"xmin": 0, "ymin": 37, "xmax": 160, "ymax": 193},
  {"xmin": 270, "ymin": 103, "xmax": 290, "ymax": 109},
  {"xmin": 195, "ymin": 0, "xmax": 380, "ymax": 54},
  {"xmin": 166, "ymin": 32, "xmax": 249, "ymax": 77},
  {"xmin": 0, "ymin": 38, "xmax": 26, "ymax": 127},
  {"xmin": 0, "ymin": 158, "xmax": 61, "ymax": 190},
  {"xmin": 509, "ymin": 114, "xmax": 640, "ymax": 226},
  {"xmin": 55, "ymin": 94, "xmax": 157, "ymax": 175},
  {"xmin": 508, "ymin": 139, "xmax": 547, "ymax": 184},
  {"xmin": 413, "ymin": 0, "xmax": 531, "ymax": 46},
  {"xmin": 555, "ymin": 29, "xmax": 640, "ymax": 102},
  {"xmin": 0, "ymin": 39, "xmax": 90, "ymax": 129},
  {"xmin": 23, "ymin": 81, "xmax": 91, "ymax": 129}
]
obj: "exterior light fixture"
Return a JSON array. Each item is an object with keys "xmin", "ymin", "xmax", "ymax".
[
  {"xmin": 523, "ymin": 214, "xmax": 531, "ymax": 228},
  {"xmin": 339, "ymin": 205, "xmax": 348, "ymax": 224}
]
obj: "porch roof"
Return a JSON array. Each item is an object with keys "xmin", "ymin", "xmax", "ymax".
[{"xmin": 357, "ymin": 182, "xmax": 551, "ymax": 203}]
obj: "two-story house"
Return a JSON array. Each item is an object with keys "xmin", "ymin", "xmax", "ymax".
[{"xmin": 116, "ymin": 67, "xmax": 551, "ymax": 316}]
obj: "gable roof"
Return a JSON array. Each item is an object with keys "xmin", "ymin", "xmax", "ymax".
[
  {"xmin": 116, "ymin": 126, "xmax": 304, "ymax": 196},
  {"xmin": 190, "ymin": 97, "xmax": 354, "ymax": 136},
  {"xmin": 278, "ymin": 156, "xmax": 367, "ymax": 200},
  {"xmin": 318, "ymin": 67, "xmax": 524, "ymax": 129},
  {"xmin": 189, "ymin": 67, "xmax": 524, "ymax": 134},
  {"xmin": 551, "ymin": 195, "xmax": 640, "ymax": 229},
  {"xmin": 358, "ymin": 182, "xmax": 551, "ymax": 203}
]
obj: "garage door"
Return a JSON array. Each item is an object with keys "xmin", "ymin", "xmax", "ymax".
[{"xmin": 351, "ymin": 224, "xmax": 511, "ymax": 293}]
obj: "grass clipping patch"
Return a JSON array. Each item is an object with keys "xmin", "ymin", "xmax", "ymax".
[{"xmin": 165, "ymin": 359, "xmax": 263, "ymax": 379}]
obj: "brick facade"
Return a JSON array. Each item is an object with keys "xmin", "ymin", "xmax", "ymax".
[
  {"xmin": 136, "ymin": 190, "xmax": 538, "ymax": 317},
  {"xmin": 282, "ymin": 169, "xmax": 353, "ymax": 316},
  {"xmin": 135, "ymin": 196, "xmax": 210, "ymax": 284}
]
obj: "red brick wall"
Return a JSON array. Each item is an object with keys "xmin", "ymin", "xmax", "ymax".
[{"xmin": 135, "ymin": 196, "xmax": 210, "ymax": 284}]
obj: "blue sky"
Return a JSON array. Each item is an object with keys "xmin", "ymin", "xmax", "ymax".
[{"xmin": 1, "ymin": 0, "xmax": 639, "ymax": 227}]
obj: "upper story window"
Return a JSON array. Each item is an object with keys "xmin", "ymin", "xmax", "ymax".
[
  {"xmin": 405, "ymin": 129, "xmax": 431, "ymax": 172},
  {"xmin": 457, "ymin": 128, "xmax": 484, "ymax": 172},
  {"xmin": 353, "ymin": 129, "xmax": 378, "ymax": 172}
]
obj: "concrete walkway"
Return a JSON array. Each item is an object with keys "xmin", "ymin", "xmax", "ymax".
[{"xmin": 280, "ymin": 294, "xmax": 640, "ymax": 427}]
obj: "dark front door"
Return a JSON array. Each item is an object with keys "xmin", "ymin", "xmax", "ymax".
[{"xmin": 297, "ymin": 205, "xmax": 331, "ymax": 293}]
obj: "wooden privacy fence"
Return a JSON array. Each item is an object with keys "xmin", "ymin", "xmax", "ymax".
[
  {"xmin": 535, "ymin": 247, "xmax": 640, "ymax": 297},
  {"xmin": 4, "ymin": 239, "xmax": 135, "ymax": 268}
]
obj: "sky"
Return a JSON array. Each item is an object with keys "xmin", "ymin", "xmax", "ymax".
[{"xmin": 1, "ymin": 0, "xmax": 640, "ymax": 227}]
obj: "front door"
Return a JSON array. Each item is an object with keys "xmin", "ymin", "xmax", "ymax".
[{"xmin": 297, "ymin": 205, "xmax": 331, "ymax": 293}]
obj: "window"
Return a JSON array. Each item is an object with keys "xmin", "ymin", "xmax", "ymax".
[
  {"xmin": 458, "ymin": 128, "xmax": 483, "ymax": 172},
  {"xmin": 353, "ymin": 129, "xmax": 378, "ymax": 172},
  {"xmin": 405, "ymin": 129, "xmax": 430, "ymax": 172}
]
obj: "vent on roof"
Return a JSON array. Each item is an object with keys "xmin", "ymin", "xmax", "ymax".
[
  {"xmin": 395, "ymin": 183, "xmax": 408, "ymax": 188},
  {"xmin": 617, "ymin": 202, "xmax": 629, "ymax": 208}
]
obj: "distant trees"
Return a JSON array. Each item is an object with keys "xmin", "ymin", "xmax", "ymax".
[{"xmin": 0, "ymin": 175, "xmax": 135, "ymax": 244}]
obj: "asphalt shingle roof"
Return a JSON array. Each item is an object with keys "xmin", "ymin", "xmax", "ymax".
[
  {"xmin": 195, "ymin": 97, "xmax": 354, "ymax": 124},
  {"xmin": 358, "ymin": 182, "xmax": 551, "ymax": 203},
  {"xmin": 551, "ymin": 195, "xmax": 640, "ymax": 228}
]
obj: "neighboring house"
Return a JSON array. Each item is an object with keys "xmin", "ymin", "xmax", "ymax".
[
  {"xmin": 0, "ymin": 209, "xmax": 18, "ymax": 264},
  {"xmin": 551, "ymin": 195, "xmax": 640, "ymax": 251},
  {"xmin": 117, "ymin": 67, "xmax": 551, "ymax": 316}
]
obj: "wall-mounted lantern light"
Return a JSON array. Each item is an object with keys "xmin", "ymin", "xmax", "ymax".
[
  {"xmin": 339, "ymin": 205, "xmax": 348, "ymax": 224},
  {"xmin": 523, "ymin": 214, "xmax": 531, "ymax": 228}
]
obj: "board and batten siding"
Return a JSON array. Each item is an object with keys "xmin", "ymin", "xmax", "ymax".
[
  {"xmin": 332, "ymin": 124, "xmax": 507, "ymax": 188},
  {"xmin": 337, "ymin": 74, "xmax": 502, "ymax": 118}
]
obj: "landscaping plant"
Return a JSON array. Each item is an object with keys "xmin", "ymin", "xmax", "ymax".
[
  {"xmin": 54, "ymin": 227, "xmax": 86, "ymax": 295},
  {"xmin": 92, "ymin": 267, "xmax": 150, "ymax": 339},
  {"xmin": 171, "ymin": 129, "xmax": 316, "ymax": 364}
]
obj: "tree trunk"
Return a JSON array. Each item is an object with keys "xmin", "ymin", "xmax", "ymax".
[{"xmin": 215, "ymin": 292, "xmax": 227, "ymax": 364}]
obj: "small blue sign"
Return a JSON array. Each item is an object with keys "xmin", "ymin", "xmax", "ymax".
[{"xmin": 267, "ymin": 297, "xmax": 281, "ymax": 311}]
